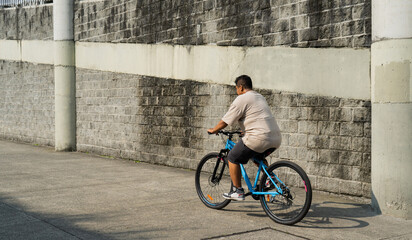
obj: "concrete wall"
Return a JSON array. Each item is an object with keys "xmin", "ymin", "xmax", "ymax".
[
  {"xmin": 74, "ymin": 0, "xmax": 371, "ymax": 47},
  {"xmin": 0, "ymin": 60, "xmax": 54, "ymax": 145},
  {"xmin": 75, "ymin": 69, "xmax": 371, "ymax": 196},
  {"xmin": 0, "ymin": 0, "xmax": 373, "ymax": 198}
]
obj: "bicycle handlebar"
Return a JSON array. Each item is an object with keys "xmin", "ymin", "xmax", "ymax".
[{"xmin": 208, "ymin": 130, "xmax": 242, "ymax": 136}]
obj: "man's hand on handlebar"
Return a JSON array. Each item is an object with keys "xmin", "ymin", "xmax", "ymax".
[
  {"xmin": 207, "ymin": 128, "xmax": 218, "ymax": 135},
  {"xmin": 207, "ymin": 120, "xmax": 228, "ymax": 135},
  {"xmin": 207, "ymin": 130, "xmax": 243, "ymax": 136}
]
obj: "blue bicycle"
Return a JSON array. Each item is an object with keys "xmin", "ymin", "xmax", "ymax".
[{"xmin": 195, "ymin": 130, "xmax": 312, "ymax": 225}]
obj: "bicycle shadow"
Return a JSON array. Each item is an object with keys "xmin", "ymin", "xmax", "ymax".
[
  {"xmin": 295, "ymin": 201, "xmax": 377, "ymax": 229},
  {"xmin": 225, "ymin": 199, "xmax": 377, "ymax": 230}
]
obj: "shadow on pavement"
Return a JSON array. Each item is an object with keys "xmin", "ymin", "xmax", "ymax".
[
  {"xmin": 296, "ymin": 201, "xmax": 377, "ymax": 229},
  {"xmin": 219, "ymin": 199, "xmax": 377, "ymax": 230},
  {"xmin": 0, "ymin": 195, "xmax": 160, "ymax": 240}
]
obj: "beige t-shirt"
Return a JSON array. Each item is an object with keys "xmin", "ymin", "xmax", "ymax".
[{"xmin": 222, "ymin": 91, "xmax": 282, "ymax": 153}]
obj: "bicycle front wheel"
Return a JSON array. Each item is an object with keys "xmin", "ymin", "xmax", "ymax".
[
  {"xmin": 195, "ymin": 152, "xmax": 232, "ymax": 209},
  {"xmin": 259, "ymin": 161, "xmax": 312, "ymax": 225}
]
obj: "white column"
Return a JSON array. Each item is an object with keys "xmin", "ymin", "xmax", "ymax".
[
  {"xmin": 371, "ymin": 0, "xmax": 412, "ymax": 219},
  {"xmin": 54, "ymin": 0, "xmax": 76, "ymax": 151}
]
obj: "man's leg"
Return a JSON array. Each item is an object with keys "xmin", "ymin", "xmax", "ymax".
[
  {"xmin": 228, "ymin": 161, "xmax": 242, "ymax": 188},
  {"xmin": 223, "ymin": 139, "xmax": 256, "ymax": 201},
  {"xmin": 224, "ymin": 161, "xmax": 245, "ymax": 201}
]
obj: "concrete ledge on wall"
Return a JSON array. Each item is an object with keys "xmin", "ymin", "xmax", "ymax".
[
  {"xmin": 22, "ymin": 40, "xmax": 54, "ymax": 65},
  {"xmin": 0, "ymin": 40, "xmax": 54, "ymax": 65},
  {"xmin": 0, "ymin": 40, "xmax": 20, "ymax": 61},
  {"xmin": 241, "ymin": 47, "xmax": 370, "ymax": 100},
  {"xmin": 0, "ymin": 39, "xmax": 371, "ymax": 100},
  {"xmin": 76, "ymin": 42, "xmax": 371, "ymax": 100}
]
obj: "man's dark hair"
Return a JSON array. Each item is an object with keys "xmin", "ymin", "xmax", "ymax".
[{"xmin": 235, "ymin": 75, "xmax": 253, "ymax": 89}]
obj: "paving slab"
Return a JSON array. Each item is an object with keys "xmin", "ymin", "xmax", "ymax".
[{"xmin": 0, "ymin": 140, "xmax": 411, "ymax": 239}]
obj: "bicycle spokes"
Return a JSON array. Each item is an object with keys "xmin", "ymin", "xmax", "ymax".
[
  {"xmin": 259, "ymin": 161, "xmax": 312, "ymax": 225},
  {"xmin": 196, "ymin": 153, "xmax": 233, "ymax": 210}
]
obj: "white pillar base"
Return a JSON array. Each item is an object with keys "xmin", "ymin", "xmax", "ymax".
[{"xmin": 371, "ymin": 103, "xmax": 412, "ymax": 219}]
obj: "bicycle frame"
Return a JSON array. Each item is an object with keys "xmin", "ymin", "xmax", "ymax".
[
  {"xmin": 198, "ymin": 130, "xmax": 312, "ymax": 225},
  {"xmin": 225, "ymin": 138, "xmax": 285, "ymax": 197}
]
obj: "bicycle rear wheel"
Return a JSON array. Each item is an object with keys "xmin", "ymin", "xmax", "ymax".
[
  {"xmin": 259, "ymin": 161, "xmax": 312, "ymax": 225},
  {"xmin": 195, "ymin": 152, "xmax": 232, "ymax": 209}
]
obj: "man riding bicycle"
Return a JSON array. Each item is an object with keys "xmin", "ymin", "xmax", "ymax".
[{"xmin": 207, "ymin": 75, "xmax": 282, "ymax": 201}]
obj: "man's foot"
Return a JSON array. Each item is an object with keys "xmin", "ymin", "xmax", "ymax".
[{"xmin": 223, "ymin": 187, "xmax": 245, "ymax": 201}]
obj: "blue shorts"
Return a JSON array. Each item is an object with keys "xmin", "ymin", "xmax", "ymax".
[{"xmin": 227, "ymin": 138, "xmax": 276, "ymax": 165}]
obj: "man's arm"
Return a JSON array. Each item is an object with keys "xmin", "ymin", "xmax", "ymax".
[{"xmin": 207, "ymin": 120, "xmax": 228, "ymax": 134}]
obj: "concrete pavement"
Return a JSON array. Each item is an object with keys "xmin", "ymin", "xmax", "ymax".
[{"xmin": 0, "ymin": 139, "xmax": 411, "ymax": 240}]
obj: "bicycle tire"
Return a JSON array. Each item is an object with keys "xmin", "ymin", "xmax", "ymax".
[
  {"xmin": 259, "ymin": 161, "xmax": 312, "ymax": 225},
  {"xmin": 195, "ymin": 152, "xmax": 232, "ymax": 209}
]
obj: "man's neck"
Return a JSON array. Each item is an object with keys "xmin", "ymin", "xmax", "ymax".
[
  {"xmin": 238, "ymin": 88, "xmax": 253, "ymax": 95},
  {"xmin": 243, "ymin": 89, "xmax": 252, "ymax": 93}
]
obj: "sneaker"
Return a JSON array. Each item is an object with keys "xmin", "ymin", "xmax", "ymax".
[{"xmin": 223, "ymin": 187, "xmax": 245, "ymax": 201}]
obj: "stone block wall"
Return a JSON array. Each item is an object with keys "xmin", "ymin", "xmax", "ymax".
[
  {"xmin": 76, "ymin": 69, "xmax": 371, "ymax": 197},
  {"xmin": 0, "ymin": 5, "xmax": 53, "ymax": 40},
  {"xmin": 76, "ymin": 69, "xmax": 140, "ymax": 159},
  {"xmin": 76, "ymin": 69, "xmax": 229, "ymax": 169},
  {"xmin": 269, "ymin": 92, "xmax": 371, "ymax": 197},
  {"xmin": 0, "ymin": 61, "xmax": 54, "ymax": 145},
  {"xmin": 74, "ymin": 0, "xmax": 371, "ymax": 47}
]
